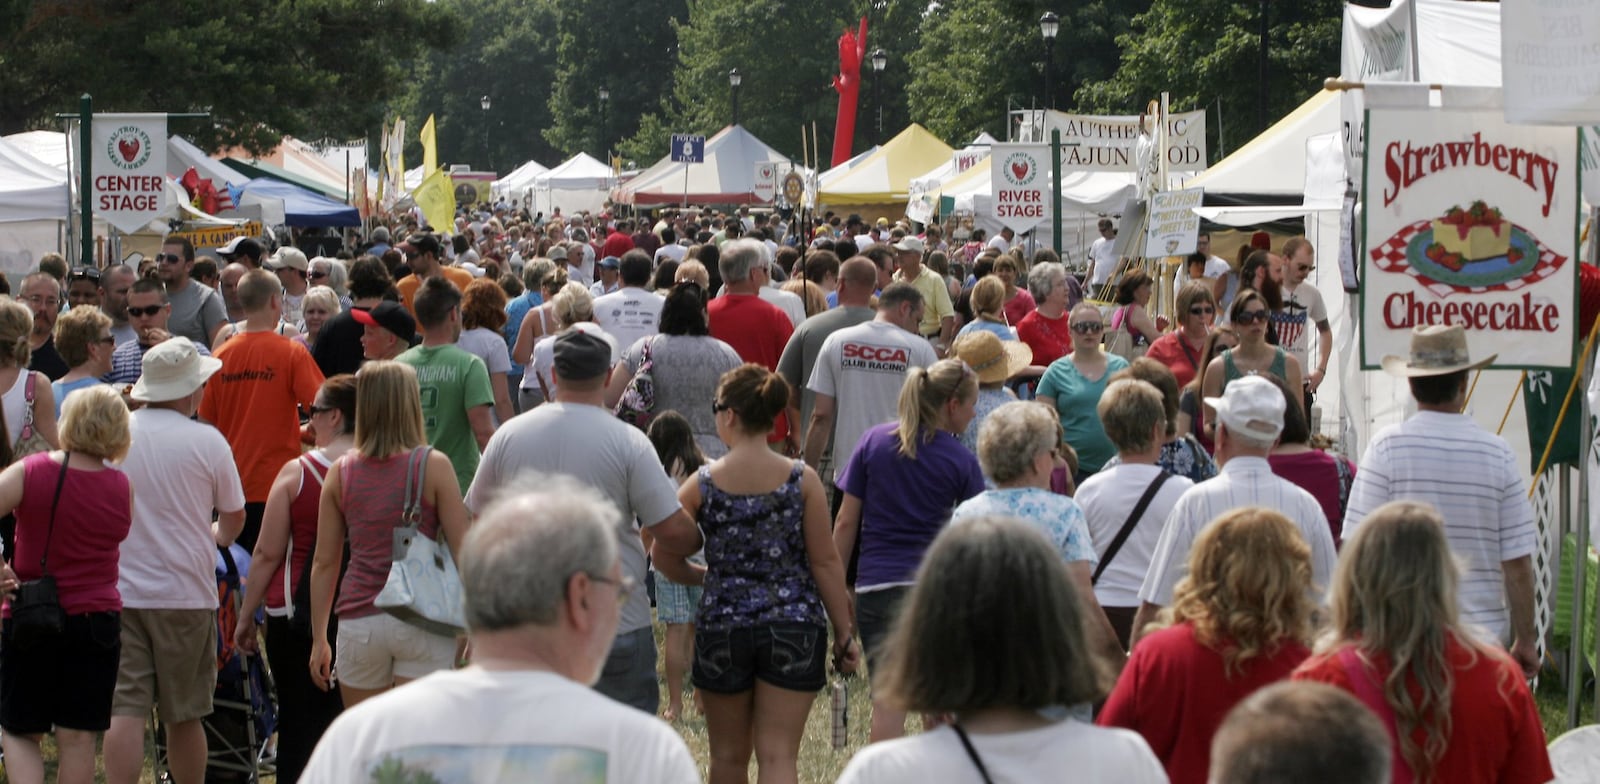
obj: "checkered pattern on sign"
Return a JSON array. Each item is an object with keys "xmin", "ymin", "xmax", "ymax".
[{"xmin": 1369, "ymin": 220, "xmax": 1569, "ymax": 298}]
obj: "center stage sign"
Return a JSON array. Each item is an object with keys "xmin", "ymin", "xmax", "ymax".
[{"xmin": 1361, "ymin": 92, "xmax": 1578, "ymax": 370}]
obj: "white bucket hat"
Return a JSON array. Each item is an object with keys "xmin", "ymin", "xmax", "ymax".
[{"xmin": 130, "ymin": 339, "xmax": 222, "ymax": 403}]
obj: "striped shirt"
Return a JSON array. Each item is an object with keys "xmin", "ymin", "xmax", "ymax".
[
  {"xmin": 1139, "ymin": 456, "xmax": 1337, "ymax": 608},
  {"xmin": 1342, "ymin": 411, "xmax": 1536, "ymax": 642},
  {"xmin": 104, "ymin": 338, "xmax": 212, "ymax": 386}
]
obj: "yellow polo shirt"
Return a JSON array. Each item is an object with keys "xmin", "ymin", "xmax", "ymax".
[{"xmin": 893, "ymin": 266, "xmax": 955, "ymax": 336}]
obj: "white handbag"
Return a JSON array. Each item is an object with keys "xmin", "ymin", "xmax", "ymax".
[{"xmin": 374, "ymin": 447, "xmax": 466, "ymax": 636}]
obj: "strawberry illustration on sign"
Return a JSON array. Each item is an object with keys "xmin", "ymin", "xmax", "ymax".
[
  {"xmin": 118, "ymin": 136, "xmax": 140, "ymax": 163},
  {"xmin": 1011, "ymin": 161, "xmax": 1030, "ymax": 181}
]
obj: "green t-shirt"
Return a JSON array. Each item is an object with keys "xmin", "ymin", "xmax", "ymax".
[{"xmin": 398, "ymin": 344, "xmax": 494, "ymax": 493}]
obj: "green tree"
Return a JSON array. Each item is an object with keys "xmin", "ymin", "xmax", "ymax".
[
  {"xmin": 1075, "ymin": 0, "xmax": 1342, "ymax": 163},
  {"xmin": 0, "ymin": 0, "xmax": 457, "ymax": 154},
  {"xmin": 542, "ymin": 0, "xmax": 688, "ymax": 162}
]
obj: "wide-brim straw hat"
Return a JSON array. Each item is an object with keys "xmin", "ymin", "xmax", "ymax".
[
  {"xmin": 1380, "ymin": 324, "xmax": 1496, "ymax": 377},
  {"xmin": 952, "ymin": 330, "xmax": 1032, "ymax": 384}
]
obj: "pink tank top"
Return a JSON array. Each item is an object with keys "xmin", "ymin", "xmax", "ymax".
[
  {"xmin": 333, "ymin": 449, "xmax": 440, "ymax": 619},
  {"xmin": 7, "ymin": 452, "xmax": 132, "ymax": 615}
]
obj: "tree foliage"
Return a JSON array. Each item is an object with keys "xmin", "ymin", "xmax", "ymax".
[
  {"xmin": 0, "ymin": 0, "xmax": 457, "ymax": 154},
  {"xmin": 1075, "ymin": 0, "xmax": 1341, "ymax": 162}
]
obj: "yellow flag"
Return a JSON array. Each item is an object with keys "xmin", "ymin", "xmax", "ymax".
[
  {"xmin": 412, "ymin": 167, "xmax": 455, "ymax": 233},
  {"xmin": 420, "ymin": 114, "xmax": 438, "ymax": 174}
]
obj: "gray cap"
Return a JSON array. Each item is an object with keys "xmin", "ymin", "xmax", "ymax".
[{"xmin": 552, "ymin": 323, "xmax": 618, "ymax": 381}]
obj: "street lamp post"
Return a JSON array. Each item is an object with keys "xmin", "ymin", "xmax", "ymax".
[
  {"xmin": 598, "ymin": 87, "xmax": 610, "ymax": 162},
  {"xmin": 870, "ymin": 48, "xmax": 887, "ymax": 142},
  {"xmin": 480, "ymin": 94, "xmax": 492, "ymax": 171},
  {"xmin": 728, "ymin": 68, "xmax": 742, "ymax": 127},
  {"xmin": 1040, "ymin": 12, "xmax": 1060, "ymax": 111}
]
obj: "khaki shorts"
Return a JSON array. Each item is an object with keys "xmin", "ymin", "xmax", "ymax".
[
  {"xmin": 335, "ymin": 613, "xmax": 456, "ymax": 690},
  {"xmin": 112, "ymin": 608, "xmax": 217, "ymax": 724}
]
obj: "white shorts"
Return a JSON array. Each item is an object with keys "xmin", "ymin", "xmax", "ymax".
[{"xmin": 335, "ymin": 613, "xmax": 456, "ymax": 690}]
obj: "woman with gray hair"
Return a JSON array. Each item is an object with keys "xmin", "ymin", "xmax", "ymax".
[
  {"xmin": 309, "ymin": 257, "xmax": 351, "ymax": 310},
  {"xmin": 836, "ymin": 516, "xmax": 1165, "ymax": 783},
  {"xmin": 293, "ymin": 285, "xmax": 343, "ymax": 355},
  {"xmin": 952, "ymin": 401, "xmax": 1123, "ymax": 660},
  {"xmin": 1016, "ymin": 261, "xmax": 1080, "ymax": 370}
]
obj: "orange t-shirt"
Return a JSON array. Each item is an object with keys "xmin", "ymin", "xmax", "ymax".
[
  {"xmin": 397, "ymin": 266, "xmax": 476, "ymax": 313},
  {"xmin": 198, "ymin": 331, "xmax": 325, "ymax": 501}
]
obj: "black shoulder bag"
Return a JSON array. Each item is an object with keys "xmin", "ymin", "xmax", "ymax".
[
  {"xmin": 1091, "ymin": 471, "xmax": 1173, "ymax": 585},
  {"xmin": 11, "ymin": 452, "xmax": 72, "ymax": 645}
]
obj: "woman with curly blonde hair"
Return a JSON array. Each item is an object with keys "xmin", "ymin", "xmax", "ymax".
[
  {"xmin": 1292, "ymin": 501, "xmax": 1552, "ymax": 784},
  {"xmin": 1097, "ymin": 507, "xmax": 1314, "ymax": 784}
]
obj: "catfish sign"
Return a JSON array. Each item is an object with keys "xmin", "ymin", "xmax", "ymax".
[
  {"xmin": 91, "ymin": 113, "xmax": 168, "ymax": 233},
  {"xmin": 990, "ymin": 144, "xmax": 1049, "ymax": 233},
  {"xmin": 1360, "ymin": 92, "xmax": 1578, "ymax": 370}
]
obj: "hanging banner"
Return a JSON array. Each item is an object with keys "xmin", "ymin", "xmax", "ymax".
[
  {"xmin": 91, "ymin": 113, "xmax": 167, "ymax": 233},
  {"xmin": 952, "ymin": 150, "xmax": 982, "ymax": 174},
  {"xmin": 1041, "ymin": 110, "xmax": 1206, "ymax": 172},
  {"xmin": 989, "ymin": 144, "xmax": 1048, "ymax": 233},
  {"xmin": 1341, "ymin": 0, "xmax": 1415, "ymax": 83},
  {"xmin": 1503, "ymin": 2, "xmax": 1600, "ymax": 125},
  {"xmin": 1361, "ymin": 92, "xmax": 1579, "ymax": 370},
  {"xmin": 752, "ymin": 163, "xmax": 777, "ymax": 203},
  {"xmin": 1143, "ymin": 188, "xmax": 1202, "ymax": 258}
]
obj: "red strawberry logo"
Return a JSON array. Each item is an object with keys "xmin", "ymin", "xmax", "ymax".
[
  {"xmin": 1011, "ymin": 161, "xmax": 1030, "ymax": 181},
  {"xmin": 118, "ymin": 137, "xmax": 140, "ymax": 163}
]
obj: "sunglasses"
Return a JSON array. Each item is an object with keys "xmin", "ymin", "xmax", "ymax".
[
  {"xmin": 127, "ymin": 304, "xmax": 167, "ymax": 318},
  {"xmin": 1297, "ymin": 264, "xmax": 1315, "ymax": 273},
  {"xmin": 97, "ymin": 335, "xmax": 116, "ymax": 346},
  {"xmin": 156, "ymin": 253, "xmax": 185, "ymax": 264},
  {"xmin": 1071, "ymin": 322, "xmax": 1104, "ymax": 334},
  {"xmin": 310, "ymin": 404, "xmax": 337, "ymax": 415},
  {"xmin": 1189, "ymin": 306, "xmax": 1215, "ymax": 315},
  {"xmin": 712, "ymin": 400, "xmax": 732, "ymax": 414},
  {"xmin": 70, "ymin": 267, "xmax": 100, "ymax": 281},
  {"xmin": 1235, "ymin": 309, "xmax": 1270, "ymax": 325},
  {"xmin": 310, "ymin": 271, "xmax": 328, "ymax": 280},
  {"xmin": 587, "ymin": 573, "xmax": 637, "ymax": 606}
]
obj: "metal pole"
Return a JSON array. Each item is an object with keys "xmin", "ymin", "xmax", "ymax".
[
  {"xmin": 1045, "ymin": 41, "xmax": 1054, "ymax": 111},
  {"xmin": 79, "ymin": 94, "xmax": 93, "ymax": 267},
  {"xmin": 1052, "ymin": 128, "xmax": 1063, "ymax": 258},
  {"xmin": 1257, "ymin": 0, "xmax": 1269, "ymax": 131}
]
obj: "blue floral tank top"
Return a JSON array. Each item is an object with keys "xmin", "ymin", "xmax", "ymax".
[{"xmin": 696, "ymin": 460, "xmax": 825, "ymax": 632}]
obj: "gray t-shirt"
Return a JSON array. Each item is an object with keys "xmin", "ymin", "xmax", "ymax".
[
  {"xmin": 166, "ymin": 280, "xmax": 226, "ymax": 347},
  {"xmin": 777, "ymin": 305, "xmax": 875, "ymax": 444},
  {"xmin": 622, "ymin": 334, "xmax": 743, "ymax": 459},
  {"xmin": 466, "ymin": 403, "xmax": 683, "ymax": 634}
]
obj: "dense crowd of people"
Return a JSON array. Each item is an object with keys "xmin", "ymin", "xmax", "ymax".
[{"xmin": 0, "ymin": 205, "xmax": 1559, "ymax": 784}]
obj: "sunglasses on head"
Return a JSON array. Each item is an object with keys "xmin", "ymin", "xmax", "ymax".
[
  {"xmin": 1071, "ymin": 321, "xmax": 1103, "ymax": 334},
  {"xmin": 128, "ymin": 304, "xmax": 166, "ymax": 318},
  {"xmin": 1235, "ymin": 309, "xmax": 1270, "ymax": 325},
  {"xmin": 69, "ymin": 266, "xmax": 100, "ymax": 282}
]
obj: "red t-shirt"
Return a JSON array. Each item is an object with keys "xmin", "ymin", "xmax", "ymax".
[
  {"xmin": 1001, "ymin": 288, "xmax": 1036, "ymax": 327},
  {"xmin": 7, "ymin": 452, "xmax": 132, "ymax": 615},
  {"xmin": 1098, "ymin": 622, "xmax": 1311, "ymax": 784},
  {"xmin": 1293, "ymin": 636, "xmax": 1553, "ymax": 784},
  {"xmin": 1146, "ymin": 331, "xmax": 1205, "ymax": 388},
  {"xmin": 1268, "ymin": 450, "xmax": 1356, "ymax": 546},
  {"xmin": 1016, "ymin": 309, "xmax": 1073, "ymax": 367},
  {"xmin": 600, "ymin": 231, "xmax": 635, "ymax": 260},
  {"xmin": 708, "ymin": 294, "xmax": 795, "ymax": 441}
]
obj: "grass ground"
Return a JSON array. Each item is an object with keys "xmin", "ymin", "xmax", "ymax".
[{"xmin": 8, "ymin": 628, "xmax": 1584, "ymax": 783}]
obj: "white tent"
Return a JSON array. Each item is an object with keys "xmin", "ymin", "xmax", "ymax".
[
  {"xmin": 3, "ymin": 131, "xmax": 70, "ymax": 172},
  {"xmin": 492, "ymin": 159, "xmax": 550, "ymax": 202},
  {"xmin": 534, "ymin": 153, "xmax": 615, "ymax": 216},
  {"xmin": 0, "ymin": 136, "xmax": 70, "ymax": 272},
  {"xmin": 616, "ymin": 125, "xmax": 792, "ymax": 206},
  {"xmin": 934, "ymin": 155, "xmax": 1135, "ymax": 264}
]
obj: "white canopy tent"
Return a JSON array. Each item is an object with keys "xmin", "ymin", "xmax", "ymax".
[
  {"xmin": 616, "ymin": 125, "xmax": 793, "ymax": 206},
  {"xmin": 533, "ymin": 153, "xmax": 615, "ymax": 216},
  {"xmin": 930, "ymin": 154, "xmax": 1136, "ymax": 265},
  {"xmin": 492, "ymin": 159, "xmax": 549, "ymax": 203},
  {"xmin": 0, "ymin": 136, "xmax": 70, "ymax": 272}
]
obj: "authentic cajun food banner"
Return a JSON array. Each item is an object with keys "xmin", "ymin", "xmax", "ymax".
[{"xmin": 1361, "ymin": 96, "xmax": 1579, "ymax": 370}]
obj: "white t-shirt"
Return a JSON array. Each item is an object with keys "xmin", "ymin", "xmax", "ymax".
[
  {"xmin": 987, "ymin": 233, "xmax": 1013, "ymax": 252},
  {"xmin": 300, "ymin": 668, "xmax": 699, "ymax": 784},
  {"xmin": 758, "ymin": 285, "xmax": 807, "ymax": 328},
  {"xmin": 529, "ymin": 334, "xmax": 559, "ymax": 397},
  {"xmin": 1278, "ymin": 281, "xmax": 1330, "ymax": 377},
  {"xmin": 119, "ymin": 407, "xmax": 247, "ymax": 609},
  {"xmin": 807, "ymin": 320, "xmax": 938, "ymax": 466},
  {"xmin": 836, "ymin": 719, "xmax": 1165, "ymax": 784},
  {"xmin": 1175, "ymin": 255, "xmax": 1231, "ymax": 287},
  {"xmin": 654, "ymin": 243, "xmax": 688, "ymax": 264},
  {"xmin": 465, "ymin": 403, "xmax": 683, "ymax": 634},
  {"xmin": 1089, "ymin": 236, "xmax": 1118, "ymax": 286},
  {"xmin": 593, "ymin": 287, "xmax": 665, "ymax": 352},
  {"xmin": 457, "ymin": 327, "xmax": 512, "ymax": 376},
  {"xmin": 1075, "ymin": 463, "xmax": 1193, "ymax": 608}
]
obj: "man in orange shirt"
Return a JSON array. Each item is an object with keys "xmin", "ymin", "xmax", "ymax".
[
  {"xmin": 198, "ymin": 268, "xmax": 325, "ymax": 550},
  {"xmin": 396, "ymin": 233, "xmax": 474, "ymax": 313}
]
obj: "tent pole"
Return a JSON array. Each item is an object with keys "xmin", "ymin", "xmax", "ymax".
[
  {"xmin": 1051, "ymin": 129, "xmax": 1062, "ymax": 258},
  {"xmin": 1571, "ymin": 347, "xmax": 1591, "ymax": 728},
  {"xmin": 79, "ymin": 94, "xmax": 93, "ymax": 267}
]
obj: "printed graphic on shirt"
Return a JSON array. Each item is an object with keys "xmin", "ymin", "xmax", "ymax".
[
  {"xmin": 366, "ymin": 744, "xmax": 604, "ymax": 783},
  {"xmin": 1272, "ymin": 304, "xmax": 1308, "ymax": 351},
  {"xmin": 840, "ymin": 341, "xmax": 912, "ymax": 374}
]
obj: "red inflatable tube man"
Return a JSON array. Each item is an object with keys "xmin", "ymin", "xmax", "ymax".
[{"xmin": 831, "ymin": 17, "xmax": 868, "ymax": 168}]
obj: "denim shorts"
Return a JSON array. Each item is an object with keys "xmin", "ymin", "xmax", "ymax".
[
  {"xmin": 856, "ymin": 586, "xmax": 912, "ymax": 673},
  {"xmin": 693, "ymin": 622, "xmax": 827, "ymax": 694},
  {"xmin": 655, "ymin": 576, "xmax": 703, "ymax": 625}
]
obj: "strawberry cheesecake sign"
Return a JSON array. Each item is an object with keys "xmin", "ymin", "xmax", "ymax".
[
  {"xmin": 990, "ymin": 144, "xmax": 1049, "ymax": 233},
  {"xmin": 1361, "ymin": 98, "xmax": 1578, "ymax": 370},
  {"xmin": 91, "ymin": 114, "xmax": 167, "ymax": 233}
]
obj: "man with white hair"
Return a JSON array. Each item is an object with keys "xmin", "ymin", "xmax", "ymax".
[
  {"xmin": 300, "ymin": 475, "xmax": 698, "ymax": 783},
  {"xmin": 1130, "ymin": 375, "xmax": 1336, "ymax": 644}
]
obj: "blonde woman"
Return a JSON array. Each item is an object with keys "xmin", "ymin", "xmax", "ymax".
[
  {"xmin": 832, "ymin": 359, "xmax": 986, "ymax": 741},
  {"xmin": 1098, "ymin": 507, "xmax": 1314, "ymax": 784},
  {"xmin": 780, "ymin": 278, "xmax": 827, "ymax": 318},
  {"xmin": 511, "ymin": 266, "xmax": 569, "ymax": 410},
  {"xmin": 0, "ymin": 298, "xmax": 57, "ymax": 458},
  {"xmin": 308, "ymin": 361, "xmax": 470, "ymax": 708},
  {"xmin": 50, "ymin": 306, "xmax": 114, "ymax": 417},
  {"xmin": 837, "ymin": 517, "xmax": 1165, "ymax": 783},
  {"xmin": 528, "ymin": 282, "xmax": 602, "ymax": 404},
  {"xmin": 674, "ymin": 258, "xmax": 711, "ymax": 290},
  {"xmin": 294, "ymin": 285, "xmax": 342, "ymax": 354},
  {"xmin": 956, "ymin": 276, "xmax": 1014, "ymax": 342},
  {"xmin": 0, "ymin": 386, "xmax": 131, "ymax": 784},
  {"xmin": 1292, "ymin": 501, "xmax": 1553, "ymax": 784}
]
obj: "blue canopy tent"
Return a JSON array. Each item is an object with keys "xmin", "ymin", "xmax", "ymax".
[{"xmin": 233, "ymin": 177, "xmax": 359, "ymax": 228}]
